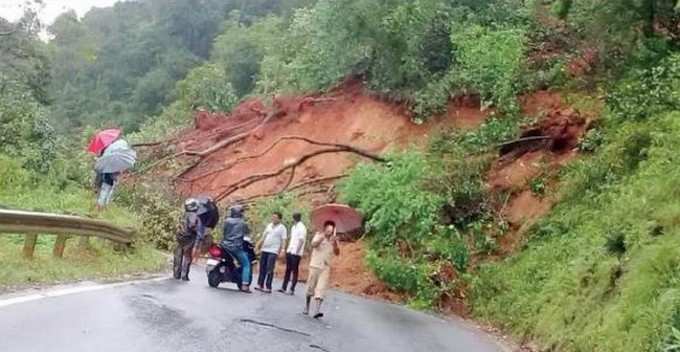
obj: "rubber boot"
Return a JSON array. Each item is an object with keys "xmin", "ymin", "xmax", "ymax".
[
  {"xmin": 303, "ymin": 295, "xmax": 312, "ymax": 315},
  {"xmin": 312, "ymin": 299, "xmax": 324, "ymax": 319}
]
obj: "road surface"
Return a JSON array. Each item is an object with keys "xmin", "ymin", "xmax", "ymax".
[{"xmin": 0, "ymin": 274, "xmax": 507, "ymax": 352}]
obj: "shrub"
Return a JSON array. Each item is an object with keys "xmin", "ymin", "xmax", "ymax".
[
  {"xmin": 530, "ymin": 176, "xmax": 547, "ymax": 196},
  {"xmin": 340, "ymin": 151, "xmax": 445, "ymax": 246},
  {"xmin": 452, "ymin": 25, "xmax": 527, "ymax": 113},
  {"xmin": 177, "ymin": 64, "xmax": 239, "ymax": 113},
  {"xmin": 366, "ymin": 249, "xmax": 425, "ymax": 295},
  {"xmin": 607, "ymin": 54, "xmax": 680, "ymax": 121},
  {"xmin": 425, "ymin": 226, "xmax": 470, "ymax": 272},
  {"xmin": 0, "ymin": 83, "xmax": 56, "ymax": 173},
  {"xmin": 578, "ymin": 127, "xmax": 605, "ymax": 153},
  {"xmin": 117, "ymin": 184, "xmax": 181, "ymax": 250}
]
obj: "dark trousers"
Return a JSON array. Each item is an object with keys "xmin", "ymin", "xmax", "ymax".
[
  {"xmin": 281, "ymin": 253, "xmax": 302, "ymax": 292},
  {"xmin": 257, "ymin": 252, "xmax": 278, "ymax": 290},
  {"xmin": 173, "ymin": 241, "xmax": 194, "ymax": 279}
]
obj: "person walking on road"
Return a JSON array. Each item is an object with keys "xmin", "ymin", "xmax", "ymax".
[
  {"xmin": 255, "ymin": 212, "xmax": 287, "ymax": 293},
  {"xmin": 278, "ymin": 212, "xmax": 307, "ymax": 295},
  {"xmin": 221, "ymin": 205, "xmax": 253, "ymax": 293},
  {"xmin": 304, "ymin": 220, "xmax": 340, "ymax": 319},
  {"xmin": 173, "ymin": 198, "xmax": 205, "ymax": 281}
]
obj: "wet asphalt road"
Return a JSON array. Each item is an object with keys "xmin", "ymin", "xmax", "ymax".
[{"xmin": 0, "ymin": 274, "xmax": 506, "ymax": 352}]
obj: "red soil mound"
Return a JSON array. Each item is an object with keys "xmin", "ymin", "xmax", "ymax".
[
  {"xmin": 488, "ymin": 91, "xmax": 593, "ymax": 253},
  {"xmin": 172, "ymin": 80, "xmax": 487, "ymax": 204}
]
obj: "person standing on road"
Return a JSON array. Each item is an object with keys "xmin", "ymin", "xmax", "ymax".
[
  {"xmin": 255, "ymin": 212, "xmax": 287, "ymax": 293},
  {"xmin": 221, "ymin": 205, "xmax": 252, "ymax": 293},
  {"xmin": 278, "ymin": 212, "xmax": 307, "ymax": 295},
  {"xmin": 304, "ymin": 220, "xmax": 340, "ymax": 319},
  {"xmin": 173, "ymin": 198, "xmax": 205, "ymax": 281}
]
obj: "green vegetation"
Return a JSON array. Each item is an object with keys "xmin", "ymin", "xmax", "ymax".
[
  {"xmin": 46, "ymin": 0, "xmax": 315, "ymax": 132},
  {"xmin": 0, "ymin": 11, "xmax": 165, "ymax": 288},
  {"xmin": 469, "ymin": 54, "xmax": 680, "ymax": 352},
  {"xmin": 0, "ymin": 235, "xmax": 165, "ymax": 288},
  {"xmin": 4, "ymin": 0, "xmax": 680, "ymax": 350},
  {"xmin": 340, "ymin": 116, "xmax": 522, "ymax": 307}
]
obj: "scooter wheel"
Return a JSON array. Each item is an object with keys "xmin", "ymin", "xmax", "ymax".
[{"xmin": 208, "ymin": 269, "xmax": 221, "ymax": 288}]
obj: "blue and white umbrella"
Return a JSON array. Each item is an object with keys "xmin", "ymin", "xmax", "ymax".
[{"xmin": 95, "ymin": 139, "xmax": 137, "ymax": 173}]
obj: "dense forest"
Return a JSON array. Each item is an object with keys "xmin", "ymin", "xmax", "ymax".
[{"xmin": 3, "ymin": 0, "xmax": 680, "ymax": 351}]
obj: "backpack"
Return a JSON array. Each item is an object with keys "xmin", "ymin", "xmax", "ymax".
[
  {"xmin": 198, "ymin": 197, "xmax": 220, "ymax": 229},
  {"xmin": 176, "ymin": 213, "xmax": 198, "ymax": 245}
]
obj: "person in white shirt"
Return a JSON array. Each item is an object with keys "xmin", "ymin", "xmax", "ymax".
[
  {"xmin": 255, "ymin": 212, "xmax": 287, "ymax": 293},
  {"xmin": 278, "ymin": 212, "xmax": 307, "ymax": 295}
]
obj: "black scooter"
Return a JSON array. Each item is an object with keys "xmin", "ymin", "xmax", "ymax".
[{"xmin": 206, "ymin": 237, "xmax": 256, "ymax": 288}]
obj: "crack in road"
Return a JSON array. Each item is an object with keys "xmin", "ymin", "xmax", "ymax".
[
  {"xmin": 309, "ymin": 344, "xmax": 331, "ymax": 352},
  {"xmin": 239, "ymin": 318, "xmax": 311, "ymax": 337}
]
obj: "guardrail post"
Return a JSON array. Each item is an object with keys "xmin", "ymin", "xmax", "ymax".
[
  {"xmin": 53, "ymin": 235, "xmax": 67, "ymax": 258},
  {"xmin": 79, "ymin": 236, "xmax": 90, "ymax": 249},
  {"xmin": 23, "ymin": 234, "xmax": 37, "ymax": 259}
]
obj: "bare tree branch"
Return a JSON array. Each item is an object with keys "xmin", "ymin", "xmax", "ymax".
[
  {"xmin": 178, "ymin": 136, "xmax": 384, "ymax": 182},
  {"xmin": 215, "ymin": 147, "xmax": 377, "ymax": 201}
]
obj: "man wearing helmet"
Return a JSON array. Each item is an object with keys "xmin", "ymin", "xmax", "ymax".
[
  {"xmin": 173, "ymin": 198, "xmax": 206, "ymax": 281},
  {"xmin": 221, "ymin": 204, "xmax": 253, "ymax": 293}
]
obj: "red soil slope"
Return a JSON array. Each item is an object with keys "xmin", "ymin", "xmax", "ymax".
[
  {"xmin": 488, "ymin": 91, "xmax": 596, "ymax": 254},
  {"xmin": 171, "ymin": 80, "xmax": 487, "ymax": 204}
]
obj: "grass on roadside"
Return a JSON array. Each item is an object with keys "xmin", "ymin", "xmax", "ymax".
[{"xmin": 0, "ymin": 234, "xmax": 167, "ymax": 289}]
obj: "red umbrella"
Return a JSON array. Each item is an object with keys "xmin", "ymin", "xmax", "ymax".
[
  {"xmin": 310, "ymin": 203, "xmax": 363, "ymax": 234},
  {"xmin": 87, "ymin": 129, "xmax": 121, "ymax": 155}
]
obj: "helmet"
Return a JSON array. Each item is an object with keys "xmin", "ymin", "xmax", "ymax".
[
  {"xmin": 229, "ymin": 204, "xmax": 244, "ymax": 218},
  {"xmin": 184, "ymin": 198, "xmax": 200, "ymax": 212}
]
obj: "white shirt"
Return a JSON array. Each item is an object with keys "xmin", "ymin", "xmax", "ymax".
[
  {"xmin": 286, "ymin": 222, "xmax": 307, "ymax": 256},
  {"xmin": 260, "ymin": 223, "xmax": 288, "ymax": 254}
]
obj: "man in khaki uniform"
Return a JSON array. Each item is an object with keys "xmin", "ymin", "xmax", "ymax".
[{"xmin": 304, "ymin": 220, "xmax": 340, "ymax": 319}]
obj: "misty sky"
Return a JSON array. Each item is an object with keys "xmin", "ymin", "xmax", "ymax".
[{"xmin": 1, "ymin": 0, "xmax": 121, "ymax": 25}]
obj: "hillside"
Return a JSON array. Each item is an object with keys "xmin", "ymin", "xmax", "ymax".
[
  {"xmin": 4, "ymin": 0, "xmax": 680, "ymax": 351},
  {"xmin": 129, "ymin": 1, "xmax": 680, "ymax": 350}
]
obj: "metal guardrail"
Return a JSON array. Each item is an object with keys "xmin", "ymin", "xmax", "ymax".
[{"xmin": 0, "ymin": 209, "xmax": 135, "ymax": 258}]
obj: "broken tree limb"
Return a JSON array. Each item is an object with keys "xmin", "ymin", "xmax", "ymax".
[
  {"xmin": 198, "ymin": 115, "xmax": 264, "ymax": 141},
  {"xmin": 138, "ymin": 109, "xmax": 280, "ymax": 174},
  {"xmin": 216, "ymin": 147, "xmax": 378, "ymax": 201},
  {"xmin": 495, "ymin": 135, "xmax": 551, "ymax": 150},
  {"xmin": 178, "ymin": 136, "xmax": 384, "ymax": 182},
  {"xmin": 231, "ymin": 174, "xmax": 348, "ymax": 204},
  {"xmin": 132, "ymin": 141, "xmax": 164, "ymax": 148},
  {"xmin": 184, "ymin": 109, "xmax": 280, "ymax": 157},
  {"xmin": 131, "ymin": 138, "xmax": 179, "ymax": 148}
]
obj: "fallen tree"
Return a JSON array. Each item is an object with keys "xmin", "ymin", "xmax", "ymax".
[
  {"xmin": 215, "ymin": 147, "xmax": 384, "ymax": 201},
  {"xmin": 179, "ymin": 136, "xmax": 385, "ymax": 182},
  {"xmin": 236, "ymin": 174, "xmax": 349, "ymax": 204},
  {"xmin": 137, "ymin": 109, "xmax": 280, "ymax": 174}
]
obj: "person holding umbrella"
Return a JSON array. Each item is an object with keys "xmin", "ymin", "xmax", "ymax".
[
  {"xmin": 303, "ymin": 204, "xmax": 362, "ymax": 318},
  {"xmin": 304, "ymin": 220, "xmax": 340, "ymax": 319},
  {"xmin": 87, "ymin": 129, "xmax": 136, "ymax": 210}
]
